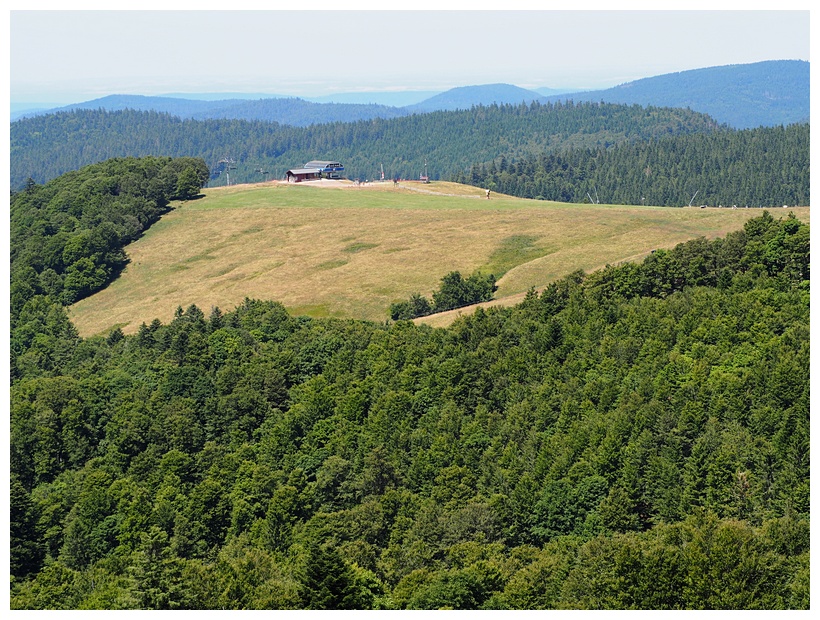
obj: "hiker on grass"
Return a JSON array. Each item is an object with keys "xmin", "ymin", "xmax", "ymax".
[{"xmin": 486, "ymin": 188, "xmax": 491, "ymax": 200}]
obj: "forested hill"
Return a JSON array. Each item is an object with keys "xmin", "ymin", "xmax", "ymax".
[
  {"xmin": 459, "ymin": 123, "xmax": 810, "ymax": 207},
  {"xmin": 10, "ymin": 211, "xmax": 810, "ymax": 609},
  {"xmin": 10, "ymin": 102, "xmax": 719, "ymax": 190},
  {"xmin": 543, "ymin": 60, "xmax": 809, "ymax": 130}
]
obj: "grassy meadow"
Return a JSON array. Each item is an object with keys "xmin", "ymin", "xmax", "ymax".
[{"xmin": 67, "ymin": 180, "xmax": 810, "ymax": 336}]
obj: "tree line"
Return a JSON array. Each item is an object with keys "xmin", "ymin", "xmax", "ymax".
[
  {"xmin": 456, "ymin": 123, "xmax": 809, "ymax": 207},
  {"xmin": 10, "ymin": 200, "xmax": 810, "ymax": 608},
  {"xmin": 10, "ymin": 156, "xmax": 209, "ymax": 337},
  {"xmin": 10, "ymin": 101, "xmax": 719, "ymax": 190}
]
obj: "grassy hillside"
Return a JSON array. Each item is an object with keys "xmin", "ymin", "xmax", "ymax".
[{"xmin": 66, "ymin": 180, "xmax": 809, "ymax": 337}]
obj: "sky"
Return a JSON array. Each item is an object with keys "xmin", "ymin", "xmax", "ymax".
[{"xmin": 6, "ymin": 4, "xmax": 814, "ymax": 107}]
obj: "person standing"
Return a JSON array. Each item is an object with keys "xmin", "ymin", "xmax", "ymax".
[{"xmin": 486, "ymin": 188, "xmax": 491, "ymax": 200}]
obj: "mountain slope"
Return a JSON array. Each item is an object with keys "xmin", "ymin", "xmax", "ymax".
[{"xmin": 543, "ymin": 60, "xmax": 809, "ymax": 129}]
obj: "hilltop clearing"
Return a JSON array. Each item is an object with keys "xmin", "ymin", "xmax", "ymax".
[{"xmin": 66, "ymin": 180, "xmax": 809, "ymax": 336}]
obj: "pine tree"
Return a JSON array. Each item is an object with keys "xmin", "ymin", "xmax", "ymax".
[{"xmin": 300, "ymin": 543, "xmax": 361, "ymax": 609}]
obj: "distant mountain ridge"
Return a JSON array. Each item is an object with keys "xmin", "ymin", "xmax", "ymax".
[
  {"xmin": 404, "ymin": 83, "xmax": 546, "ymax": 112},
  {"xmin": 542, "ymin": 60, "xmax": 809, "ymax": 129},
  {"xmin": 306, "ymin": 91, "xmax": 441, "ymax": 107},
  {"xmin": 10, "ymin": 60, "xmax": 809, "ymax": 129},
  {"xmin": 30, "ymin": 94, "xmax": 408, "ymax": 126}
]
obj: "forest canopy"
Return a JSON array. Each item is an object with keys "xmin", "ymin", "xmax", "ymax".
[
  {"xmin": 10, "ymin": 101, "xmax": 719, "ymax": 190},
  {"xmin": 9, "ymin": 187, "xmax": 810, "ymax": 609},
  {"xmin": 458, "ymin": 123, "xmax": 809, "ymax": 207}
]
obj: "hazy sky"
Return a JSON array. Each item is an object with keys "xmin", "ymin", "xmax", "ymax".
[{"xmin": 8, "ymin": 4, "xmax": 813, "ymax": 105}]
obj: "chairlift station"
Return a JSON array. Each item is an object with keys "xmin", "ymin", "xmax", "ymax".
[{"xmin": 285, "ymin": 160, "xmax": 345, "ymax": 182}]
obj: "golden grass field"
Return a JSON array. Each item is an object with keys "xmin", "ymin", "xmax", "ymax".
[{"xmin": 67, "ymin": 179, "xmax": 810, "ymax": 336}]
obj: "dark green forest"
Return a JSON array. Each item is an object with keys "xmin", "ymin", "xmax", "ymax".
[
  {"xmin": 10, "ymin": 161, "xmax": 811, "ymax": 612},
  {"xmin": 458, "ymin": 123, "xmax": 809, "ymax": 207},
  {"xmin": 10, "ymin": 156, "xmax": 209, "ymax": 320},
  {"xmin": 10, "ymin": 101, "xmax": 719, "ymax": 190}
]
